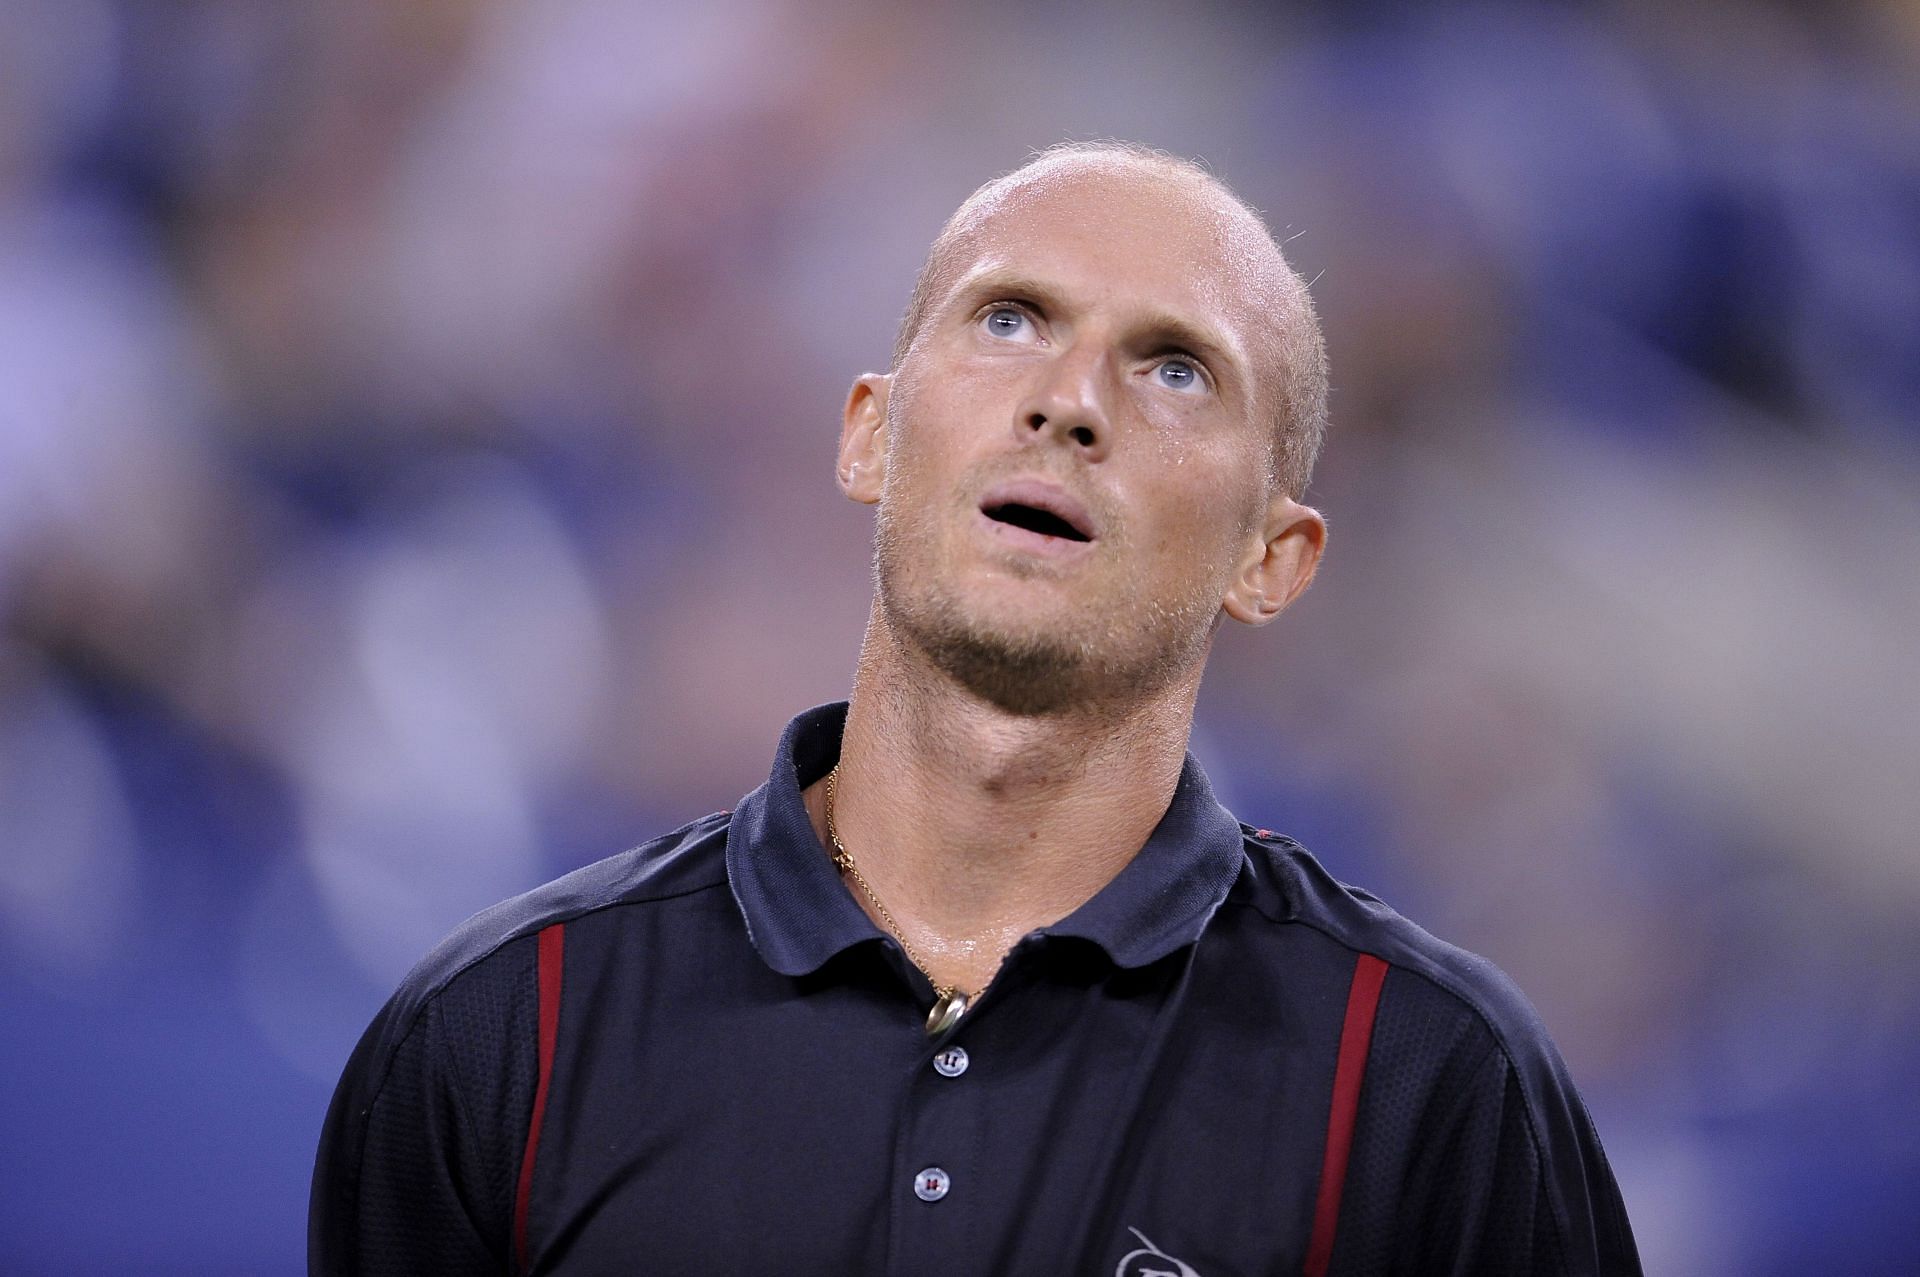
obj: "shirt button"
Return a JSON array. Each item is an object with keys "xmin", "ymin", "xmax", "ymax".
[
  {"xmin": 932, "ymin": 1046, "xmax": 969, "ymax": 1078},
  {"xmin": 913, "ymin": 1167, "xmax": 951, "ymax": 1202}
]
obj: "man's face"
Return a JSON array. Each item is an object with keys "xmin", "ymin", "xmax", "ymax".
[{"xmin": 849, "ymin": 159, "xmax": 1313, "ymax": 714}]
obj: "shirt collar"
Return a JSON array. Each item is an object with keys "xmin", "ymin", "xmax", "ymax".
[{"xmin": 726, "ymin": 701, "xmax": 1248, "ymax": 978}]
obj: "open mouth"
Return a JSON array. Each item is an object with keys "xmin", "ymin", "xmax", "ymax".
[{"xmin": 982, "ymin": 502, "xmax": 1092, "ymax": 543}]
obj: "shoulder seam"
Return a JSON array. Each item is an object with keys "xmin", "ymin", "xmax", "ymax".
[
  {"xmin": 1226, "ymin": 897, "xmax": 1522, "ymax": 1053},
  {"xmin": 426, "ymin": 875, "xmax": 731, "ymax": 1006}
]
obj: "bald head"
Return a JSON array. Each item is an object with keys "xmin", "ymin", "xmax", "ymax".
[{"xmin": 892, "ymin": 142, "xmax": 1328, "ymax": 498}]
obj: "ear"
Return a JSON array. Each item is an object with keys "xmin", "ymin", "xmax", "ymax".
[
  {"xmin": 1220, "ymin": 495, "xmax": 1326, "ymax": 627},
  {"xmin": 837, "ymin": 374, "xmax": 890, "ymax": 505}
]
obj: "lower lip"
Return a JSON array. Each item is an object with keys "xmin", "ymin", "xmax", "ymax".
[{"xmin": 975, "ymin": 510, "xmax": 1097, "ymax": 559}]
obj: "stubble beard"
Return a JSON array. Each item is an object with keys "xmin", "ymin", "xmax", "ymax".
[{"xmin": 872, "ymin": 499, "xmax": 1219, "ymax": 719}]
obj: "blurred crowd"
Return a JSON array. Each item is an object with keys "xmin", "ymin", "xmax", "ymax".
[{"xmin": 2, "ymin": 0, "xmax": 1917, "ymax": 1270}]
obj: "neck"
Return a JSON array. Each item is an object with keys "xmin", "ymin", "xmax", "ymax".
[{"xmin": 804, "ymin": 605, "xmax": 1203, "ymax": 997}]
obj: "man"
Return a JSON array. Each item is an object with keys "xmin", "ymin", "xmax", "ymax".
[{"xmin": 311, "ymin": 142, "xmax": 1641, "ymax": 1275}]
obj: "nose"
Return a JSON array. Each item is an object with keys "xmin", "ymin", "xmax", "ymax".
[{"xmin": 1014, "ymin": 343, "xmax": 1111, "ymax": 461}]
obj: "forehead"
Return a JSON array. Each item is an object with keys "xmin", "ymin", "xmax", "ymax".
[{"xmin": 937, "ymin": 159, "xmax": 1287, "ymax": 357}]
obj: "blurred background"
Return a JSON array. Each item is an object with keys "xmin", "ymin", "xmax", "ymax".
[{"xmin": 2, "ymin": 0, "xmax": 1917, "ymax": 1271}]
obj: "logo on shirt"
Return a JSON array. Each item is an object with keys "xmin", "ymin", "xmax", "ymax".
[{"xmin": 1115, "ymin": 1227, "xmax": 1201, "ymax": 1277}]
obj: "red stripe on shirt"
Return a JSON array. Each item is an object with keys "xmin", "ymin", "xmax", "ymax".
[
  {"xmin": 1304, "ymin": 951, "xmax": 1389, "ymax": 1277},
  {"xmin": 514, "ymin": 922, "xmax": 566, "ymax": 1273}
]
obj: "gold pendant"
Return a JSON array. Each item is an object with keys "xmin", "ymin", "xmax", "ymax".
[{"xmin": 925, "ymin": 990, "xmax": 968, "ymax": 1037}]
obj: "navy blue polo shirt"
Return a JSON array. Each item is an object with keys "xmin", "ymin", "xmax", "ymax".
[{"xmin": 311, "ymin": 702, "xmax": 1639, "ymax": 1275}]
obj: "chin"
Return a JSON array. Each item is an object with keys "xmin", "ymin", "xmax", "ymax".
[
  {"xmin": 875, "ymin": 529, "xmax": 1216, "ymax": 714},
  {"xmin": 893, "ymin": 590, "xmax": 1208, "ymax": 718},
  {"xmin": 922, "ymin": 622, "xmax": 1097, "ymax": 716}
]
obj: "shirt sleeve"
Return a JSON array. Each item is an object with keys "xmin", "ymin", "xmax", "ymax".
[
  {"xmin": 1395, "ymin": 1039, "xmax": 1639, "ymax": 1276},
  {"xmin": 310, "ymin": 945, "xmax": 537, "ymax": 1276},
  {"xmin": 1334, "ymin": 967, "xmax": 1642, "ymax": 1276}
]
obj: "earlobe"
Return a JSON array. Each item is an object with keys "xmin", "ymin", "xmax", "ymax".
[
  {"xmin": 1221, "ymin": 498, "xmax": 1326, "ymax": 627},
  {"xmin": 838, "ymin": 374, "xmax": 890, "ymax": 505}
]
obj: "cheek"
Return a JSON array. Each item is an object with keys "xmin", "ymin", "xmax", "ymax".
[
  {"xmin": 876, "ymin": 406, "xmax": 974, "ymax": 541},
  {"xmin": 1127, "ymin": 397, "xmax": 1263, "ymax": 519},
  {"xmin": 884, "ymin": 365, "xmax": 1008, "ymax": 490},
  {"xmin": 879, "ymin": 382, "xmax": 940, "ymax": 491},
  {"xmin": 1134, "ymin": 402, "xmax": 1205, "ymax": 468},
  {"xmin": 1137, "ymin": 455, "xmax": 1263, "ymax": 573}
]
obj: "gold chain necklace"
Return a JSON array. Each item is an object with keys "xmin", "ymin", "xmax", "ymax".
[{"xmin": 823, "ymin": 764, "xmax": 970, "ymax": 1036}]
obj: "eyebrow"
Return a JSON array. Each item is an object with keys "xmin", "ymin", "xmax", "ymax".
[{"xmin": 947, "ymin": 268, "xmax": 1247, "ymax": 389}]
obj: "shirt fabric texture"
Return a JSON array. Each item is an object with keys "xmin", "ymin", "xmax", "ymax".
[{"xmin": 310, "ymin": 701, "xmax": 1641, "ymax": 1275}]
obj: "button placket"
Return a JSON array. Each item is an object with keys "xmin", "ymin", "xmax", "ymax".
[{"xmin": 887, "ymin": 947, "xmax": 1049, "ymax": 1273}]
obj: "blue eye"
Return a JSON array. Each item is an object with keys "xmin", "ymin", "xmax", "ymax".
[
  {"xmin": 1156, "ymin": 358, "xmax": 1201, "ymax": 390},
  {"xmin": 983, "ymin": 307, "xmax": 1028, "ymax": 338}
]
